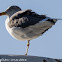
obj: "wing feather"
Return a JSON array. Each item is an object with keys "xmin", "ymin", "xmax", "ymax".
[
  {"xmin": 8, "ymin": 9, "xmax": 57, "ymax": 29},
  {"xmin": 8, "ymin": 9, "xmax": 46, "ymax": 28}
]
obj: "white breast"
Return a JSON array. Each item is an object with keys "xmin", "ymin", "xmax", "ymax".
[{"xmin": 5, "ymin": 17, "xmax": 12, "ymax": 35}]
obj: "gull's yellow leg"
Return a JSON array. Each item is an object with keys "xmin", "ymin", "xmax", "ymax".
[{"xmin": 25, "ymin": 40, "xmax": 30, "ymax": 55}]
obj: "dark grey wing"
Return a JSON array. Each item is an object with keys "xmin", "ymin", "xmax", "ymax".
[
  {"xmin": 8, "ymin": 10, "xmax": 46, "ymax": 28},
  {"xmin": 8, "ymin": 9, "xmax": 56, "ymax": 28}
]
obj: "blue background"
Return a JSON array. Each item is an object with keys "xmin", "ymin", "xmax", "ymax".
[{"xmin": 0, "ymin": 0, "xmax": 62, "ymax": 59}]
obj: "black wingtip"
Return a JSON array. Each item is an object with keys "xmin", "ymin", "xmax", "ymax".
[{"xmin": 52, "ymin": 18, "xmax": 62, "ymax": 20}]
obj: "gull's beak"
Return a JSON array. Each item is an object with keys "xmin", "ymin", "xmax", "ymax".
[{"xmin": 0, "ymin": 12, "xmax": 6, "ymax": 16}]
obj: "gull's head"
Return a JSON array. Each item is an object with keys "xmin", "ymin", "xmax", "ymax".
[{"xmin": 0, "ymin": 5, "xmax": 21, "ymax": 17}]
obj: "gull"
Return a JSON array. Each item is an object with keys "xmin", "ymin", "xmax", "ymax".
[{"xmin": 0, "ymin": 5, "xmax": 62, "ymax": 55}]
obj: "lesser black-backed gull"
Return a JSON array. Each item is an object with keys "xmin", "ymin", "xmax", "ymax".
[{"xmin": 0, "ymin": 6, "xmax": 62, "ymax": 55}]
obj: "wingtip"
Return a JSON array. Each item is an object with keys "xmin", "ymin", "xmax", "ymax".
[
  {"xmin": 52, "ymin": 18, "xmax": 62, "ymax": 20},
  {"xmin": 57, "ymin": 19, "xmax": 62, "ymax": 20}
]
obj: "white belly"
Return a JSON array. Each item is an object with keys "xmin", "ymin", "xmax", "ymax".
[{"xmin": 5, "ymin": 17, "xmax": 54, "ymax": 41}]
